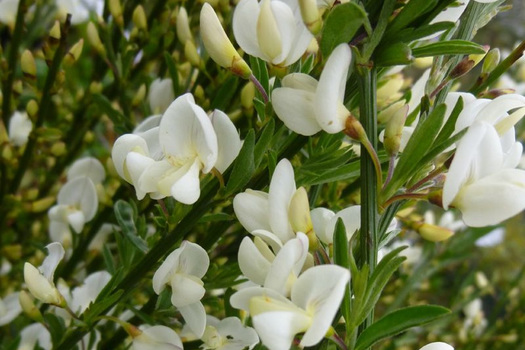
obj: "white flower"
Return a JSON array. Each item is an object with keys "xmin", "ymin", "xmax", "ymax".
[
  {"xmin": 24, "ymin": 242, "xmax": 66, "ymax": 306},
  {"xmin": 201, "ymin": 316, "xmax": 259, "ymax": 350},
  {"xmin": 0, "ymin": 0, "xmax": 19, "ymax": 26},
  {"xmin": 153, "ymin": 241, "xmax": 210, "ymax": 337},
  {"xmin": 67, "ymin": 157, "xmax": 106, "ymax": 184},
  {"xmin": 272, "ymin": 43, "xmax": 352, "ymax": 134},
  {"xmin": 230, "ymin": 264, "xmax": 350, "ymax": 350},
  {"xmin": 56, "ymin": 0, "xmax": 104, "ymax": 24},
  {"xmin": 443, "ymin": 122, "xmax": 525, "ymax": 226},
  {"xmin": 48, "ymin": 176, "xmax": 99, "ymax": 246},
  {"xmin": 475, "ymin": 227, "xmax": 505, "ymax": 247},
  {"xmin": 19, "ymin": 323, "xmax": 52, "ymax": 350},
  {"xmin": 419, "ymin": 343, "xmax": 454, "ymax": 350},
  {"xmin": 232, "ymin": 0, "xmax": 313, "ymax": 66},
  {"xmin": 112, "ymin": 93, "xmax": 241, "ymax": 204},
  {"xmin": 149, "ymin": 78, "xmax": 175, "ymax": 114},
  {"xmin": 0, "ymin": 292, "xmax": 22, "ymax": 326},
  {"xmin": 8, "ymin": 111, "xmax": 32, "ymax": 147},
  {"xmin": 132, "ymin": 325, "xmax": 183, "ymax": 350},
  {"xmin": 70, "ymin": 271, "xmax": 112, "ymax": 314},
  {"xmin": 310, "ymin": 205, "xmax": 361, "ymax": 245}
]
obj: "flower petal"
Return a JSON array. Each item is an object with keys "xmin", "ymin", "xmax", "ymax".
[
  {"xmin": 291, "ymin": 265, "xmax": 350, "ymax": 346},
  {"xmin": 253, "ymin": 311, "xmax": 310, "ymax": 350},
  {"xmin": 210, "ymin": 109, "xmax": 242, "ymax": 173},
  {"xmin": 112, "ymin": 134, "xmax": 150, "ymax": 182},
  {"xmin": 170, "ymin": 158, "xmax": 202, "ymax": 204},
  {"xmin": 179, "ymin": 302, "xmax": 207, "ymax": 338},
  {"xmin": 419, "ymin": 342, "xmax": 454, "ymax": 350},
  {"xmin": 170, "ymin": 274, "xmax": 205, "ymax": 307},
  {"xmin": 272, "ymin": 87, "xmax": 320, "ymax": 136},
  {"xmin": 152, "ymin": 248, "xmax": 182, "ymax": 294},
  {"xmin": 314, "ymin": 44, "xmax": 351, "ymax": 133},
  {"xmin": 268, "ymin": 159, "xmax": 296, "ymax": 242},
  {"xmin": 233, "ymin": 190, "xmax": 271, "ymax": 233},
  {"xmin": 233, "ymin": 0, "xmax": 263, "ymax": 59},
  {"xmin": 41, "ymin": 242, "xmax": 65, "ymax": 281},
  {"xmin": 57, "ymin": 177, "xmax": 99, "ymax": 221},
  {"xmin": 238, "ymin": 237, "xmax": 273, "ymax": 285},
  {"xmin": 178, "ymin": 241, "xmax": 210, "ymax": 278}
]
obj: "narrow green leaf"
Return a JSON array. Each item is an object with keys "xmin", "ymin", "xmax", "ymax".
[
  {"xmin": 102, "ymin": 244, "xmax": 116, "ymax": 274},
  {"xmin": 164, "ymin": 51, "xmax": 180, "ymax": 96},
  {"xmin": 387, "ymin": 0, "xmax": 438, "ymax": 33},
  {"xmin": 384, "ymin": 104, "xmax": 446, "ymax": 197},
  {"xmin": 417, "ymin": 128, "xmax": 467, "ymax": 170},
  {"xmin": 333, "ymin": 218, "xmax": 352, "ymax": 331},
  {"xmin": 93, "ymin": 94, "xmax": 132, "ymax": 133},
  {"xmin": 384, "ymin": 22, "xmax": 455, "ymax": 43},
  {"xmin": 374, "ymin": 42, "xmax": 413, "ymax": 67},
  {"xmin": 320, "ymin": 2, "xmax": 367, "ymax": 57},
  {"xmin": 300, "ymin": 54, "xmax": 316, "ymax": 74},
  {"xmin": 355, "ymin": 305, "xmax": 451, "ymax": 350},
  {"xmin": 44, "ymin": 313, "xmax": 66, "ymax": 345},
  {"xmin": 83, "ymin": 290, "xmax": 125, "ymax": 324},
  {"xmin": 114, "ymin": 200, "xmax": 148, "ymax": 253},
  {"xmin": 412, "ymin": 40, "xmax": 486, "ymax": 58},
  {"xmin": 433, "ymin": 97, "xmax": 464, "ymax": 146},
  {"xmin": 225, "ymin": 130, "xmax": 255, "ymax": 194},
  {"xmin": 254, "ymin": 119, "xmax": 275, "ymax": 168}
]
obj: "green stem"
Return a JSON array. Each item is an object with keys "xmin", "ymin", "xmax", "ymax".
[
  {"xmin": 1, "ymin": 0, "xmax": 27, "ymax": 126},
  {"xmin": 10, "ymin": 15, "xmax": 72, "ymax": 193},
  {"xmin": 357, "ymin": 65, "xmax": 379, "ymax": 337}
]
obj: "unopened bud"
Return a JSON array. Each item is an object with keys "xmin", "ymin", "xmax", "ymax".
[
  {"xmin": 28, "ymin": 197, "xmax": 56, "ymax": 212},
  {"xmin": 378, "ymin": 100, "xmax": 406, "ymax": 124},
  {"xmin": 65, "ymin": 39, "xmax": 84, "ymax": 64},
  {"xmin": 176, "ymin": 7, "xmax": 192, "ymax": 44},
  {"xmin": 417, "ymin": 223, "xmax": 454, "ymax": 242},
  {"xmin": 306, "ymin": 37, "xmax": 319, "ymax": 55},
  {"xmin": 185, "ymin": 40, "xmax": 202, "ymax": 68},
  {"xmin": 109, "ymin": 0, "xmax": 124, "ymax": 27},
  {"xmin": 89, "ymin": 81, "xmax": 103, "ymax": 94},
  {"xmin": 299, "ymin": 0, "xmax": 322, "ymax": 35},
  {"xmin": 495, "ymin": 106, "xmax": 525, "ymax": 136},
  {"xmin": 344, "ymin": 115, "xmax": 366, "ymax": 141},
  {"xmin": 450, "ymin": 48, "xmax": 488, "ymax": 80},
  {"xmin": 289, "ymin": 187, "xmax": 313, "ymax": 234},
  {"xmin": 478, "ymin": 88, "xmax": 515, "ymax": 99},
  {"xmin": 241, "ymin": 82, "xmax": 255, "ymax": 110},
  {"xmin": 49, "ymin": 21, "xmax": 61, "ymax": 42},
  {"xmin": 383, "ymin": 104, "xmax": 408, "ymax": 156},
  {"xmin": 50, "ymin": 141, "xmax": 66, "ymax": 156},
  {"xmin": 132, "ymin": 83, "xmax": 147, "ymax": 106},
  {"xmin": 475, "ymin": 271, "xmax": 489, "ymax": 289},
  {"xmin": 21, "ymin": 50, "xmax": 37, "ymax": 78},
  {"xmin": 132, "ymin": 5, "xmax": 147, "ymax": 31},
  {"xmin": 413, "ymin": 57, "xmax": 433, "ymax": 69},
  {"xmin": 13, "ymin": 80, "xmax": 23, "ymax": 95},
  {"xmin": 194, "ymin": 85, "xmax": 205, "ymax": 102},
  {"xmin": 200, "ymin": 3, "xmax": 252, "ymax": 79},
  {"xmin": 482, "ymin": 48, "xmax": 500, "ymax": 75},
  {"xmin": 2, "ymin": 244, "xmax": 22, "ymax": 260},
  {"xmin": 19, "ymin": 290, "xmax": 44, "ymax": 322},
  {"xmin": 87, "ymin": 22, "xmax": 106, "ymax": 56}
]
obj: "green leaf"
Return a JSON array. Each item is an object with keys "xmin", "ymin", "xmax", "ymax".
[
  {"xmin": 250, "ymin": 56, "xmax": 270, "ymax": 96},
  {"xmin": 320, "ymin": 2, "xmax": 367, "ymax": 57},
  {"xmin": 333, "ymin": 218, "xmax": 351, "ymax": 332},
  {"xmin": 355, "ymin": 305, "xmax": 451, "ymax": 350},
  {"xmin": 83, "ymin": 290, "xmax": 125, "ymax": 324},
  {"xmin": 374, "ymin": 42, "xmax": 413, "ymax": 67},
  {"xmin": 433, "ymin": 96, "xmax": 464, "ymax": 146},
  {"xmin": 254, "ymin": 119, "xmax": 275, "ymax": 168},
  {"xmin": 225, "ymin": 130, "xmax": 255, "ymax": 194},
  {"xmin": 93, "ymin": 94, "xmax": 132, "ymax": 133},
  {"xmin": 114, "ymin": 200, "xmax": 148, "ymax": 253},
  {"xmin": 300, "ymin": 54, "xmax": 316, "ymax": 74},
  {"xmin": 44, "ymin": 313, "xmax": 66, "ymax": 346},
  {"xmin": 384, "ymin": 104, "xmax": 446, "ymax": 198},
  {"xmin": 412, "ymin": 40, "xmax": 487, "ymax": 58},
  {"xmin": 102, "ymin": 243, "xmax": 116, "ymax": 274},
  {"xmin": 384, "ymin": 22, "xmax": 455, "ymax": 43},
  {"xmin": 164, "ymin": 51, "xmax": 180, "ymax": 96},
  {"xmin": 388, "ymin": 0, "xmax": 438, "ymax": 33}
]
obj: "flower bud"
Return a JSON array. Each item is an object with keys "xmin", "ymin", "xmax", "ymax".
[
  {"xmin": 21, "ymin": 50, "xmax": 36, "ymax": 78},
  {"xmin": 383, "ymin": 104, "xmax": 409, "ymax": 156},
  {"xmin": 289, "ymin": 187, "xmax": 318, "ymax": 251},
  {"xmin": 482, "ymin": 48, "xmax": 500, "ymax": 75},
  {"xmin": 184, "ymin": 40, "xmax": 202, "ymax": 68},
  {"xmin": 200, "ymin": 3, "xmax": 252, "ymax": 79},
  {"xmin": 176, "ymin": 7, "xmax": 192, "ymax": 44},
  {"xmin": 24, "ymin": 262, "xmax": 66, "ymax": 306},
  {"xmin": 413, "ymin": 57, "xmax": 433, "ymax": 69},
  {"xmin": 299, "ymin": 0, "xmax": 321, "ymax": 35},
  {"xmin": 65, "ymin": 39, "xmax": 84, "ymax": 65},
  {"xmin": 19, "ymin": 290, "xmax": 44, "ymax": 322},
  {"xmin": 109, "ymin": 0, "xmax": 124, "ymax": 27},
  {"xmin": 50, "ymin": 21, "xmax": 61, "ymax": 42},
  {"xmin": 241, "ymin": 82, "xmax": 255, "ymax": 110},
  {"xmin": 450, "ymin": 48, "xmax": 488, "ymax": 80},
  {"xmin": 378, "ymin": 100, "xmax": 406, "ymax": 124},
  {"xmin": 417, "ymin": 223, "xmax": 454, "ymax": 242},
  {"xmin": 87, "ymin": 22, "xmax": 106, "ymax": 56},
  {"xmin": 132, "ymin": 5, "xmax": 147, "ymax": 31},
  {"xmin": 28, "ymin": 197, "xmax": 55, "ymax": 212},
  {"xmin": 344, "ymin": 115, "xmax": 366, "ymax": 141},
  {"xmin": 132, "ymin": 83, "xmax": 147, "ymax": 106},
  {"xmin": 50, "ymin": 141, "xmax": 66, "ymax": 156}
]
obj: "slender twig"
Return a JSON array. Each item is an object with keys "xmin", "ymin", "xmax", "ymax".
[
  {"xmin": 1, "ymin": 0, "xmax": 28, "ymax": 126},
  {"xmin": 383, "ymin": 192, "xmax": 428, "ymax": 208},
  {"xmin": 249, "ymin": 74, "xmax": 269, "ymax": 103},
  {"xmin": 382, "ymin": 155, "xmax": 396, "ymax": 190}
]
